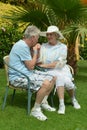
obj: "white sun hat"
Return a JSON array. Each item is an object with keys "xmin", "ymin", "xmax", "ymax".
[{"xmin": 40, "ymin": 25, "xmax": 64, "ymax": 39}]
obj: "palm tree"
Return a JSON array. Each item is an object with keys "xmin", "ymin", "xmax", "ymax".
[
  {"xmin": 41, "ymin": 0, "xmax": 87, "ymax": 73},
  {"xmin": 2, "ymin": 0, "xmax": 87, "ymax": 73}
]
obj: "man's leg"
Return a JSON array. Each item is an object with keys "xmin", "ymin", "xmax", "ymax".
[
  {"xmin": 41, "ymin": 77, "xmax": 56, "ymax": 111},
  {"xmin": 31, "ymin": 78, "xmax": 55, "ymax": 121}
]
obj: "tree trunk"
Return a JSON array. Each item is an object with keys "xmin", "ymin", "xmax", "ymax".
[
  {"xmin": 75, "ymin": 36, "xmax": 80, "ymax": 61},
  {"xmin": 67, "ymin": 44, "xmax": 77, "ymax": 75}
]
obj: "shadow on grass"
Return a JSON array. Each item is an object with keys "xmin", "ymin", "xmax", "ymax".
[
  {"xmin": 1, "ymin": 91, "xmax": 36, "ymax": 110},
  {"xmin": 75, "ymin": 75, "xmax": 87, "ymax": 82}
]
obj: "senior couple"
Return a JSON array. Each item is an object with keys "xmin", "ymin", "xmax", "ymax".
[{"xmin": 9, "ymin": 25, "xmax": 81, "ymax": 121}]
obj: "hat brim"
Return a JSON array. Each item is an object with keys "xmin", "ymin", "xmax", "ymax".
[
  {"xmin": 40, "ymin": 31, "xmax": 47, "ymax": 37},
  {"xmin": 40, "ymin": 31, "xmax": 64, "ymax": 39}
]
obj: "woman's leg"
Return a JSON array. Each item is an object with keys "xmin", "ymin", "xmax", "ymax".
[
  {"xmin": 67, "ymin": 89, "xmax": 81, "ymax": 109},
  {"xmin": 57, "ymin": 86, "xmax": 65, "ymax": 114},
  {"xmin": 65, "ymin": 77, "xmax": 81, "ymax": 109}
]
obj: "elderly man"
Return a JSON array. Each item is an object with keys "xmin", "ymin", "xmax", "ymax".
[{"xmin": 9, "ymin": 25, "xmax": 56, "ymax": 121}]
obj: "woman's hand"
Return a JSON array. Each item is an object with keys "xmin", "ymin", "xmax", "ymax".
[
  {"xmin": 37, "ymin": 63, "xmax": 47, "ymax": 68},
  {"xmin": 31, "ymin": 43, "xmax": 41, "ymax": 59},
  {"xmin": 33, "ymin": 43, "xmax": 41, "ymax": 51}
]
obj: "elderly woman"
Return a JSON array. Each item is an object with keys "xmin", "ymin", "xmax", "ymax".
[{"xmin": 38, "ymin": 25, "xmax": 81, "ymax": 114}]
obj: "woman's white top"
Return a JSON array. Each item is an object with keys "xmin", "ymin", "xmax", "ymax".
[{"xmin": 38, "ymin": 42, "xmax": 73, "ymax": 79}]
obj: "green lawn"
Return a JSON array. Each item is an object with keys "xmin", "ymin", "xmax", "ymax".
[{"xmin": 0, "ymin": 60, "xmax": 87, "ymax": 130}]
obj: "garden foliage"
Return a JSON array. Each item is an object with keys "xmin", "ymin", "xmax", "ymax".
[{"xmin": 0, "ymin": 24, "xmax": 22, "ymax": 68}]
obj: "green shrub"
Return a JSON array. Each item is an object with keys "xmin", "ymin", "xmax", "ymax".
[
  {"xmin": 80, "ymin": 36, "xmax": 87, "ymax": 60},
  {"xmin": 0, "ymin": 24, "xmax": 22, "ymax": 68}
]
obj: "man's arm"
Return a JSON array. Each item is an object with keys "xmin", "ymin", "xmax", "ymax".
[{"xmin": 24, "ymin": 44, "xmax": 41, "ymax": 70}]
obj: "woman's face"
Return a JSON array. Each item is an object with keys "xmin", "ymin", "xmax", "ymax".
[{"xmin": 46, "ymin": 32, "xmax": 58, "ymax": 45}]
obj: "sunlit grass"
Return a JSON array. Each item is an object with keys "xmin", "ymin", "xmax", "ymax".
[{"xmin": 0, "ymin": 60, "xmax": 87, "ymax": 130}]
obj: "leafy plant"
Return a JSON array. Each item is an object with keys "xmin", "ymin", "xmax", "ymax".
[
  {"xmin": 1, "ymin": 0, "xmax": 87, "ymax": 73},
  {"xmin": 0, "ymin": 24, "xmax": 22, "ymax": 68}
]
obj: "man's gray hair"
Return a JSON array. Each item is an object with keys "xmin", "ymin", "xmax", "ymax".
[{"xmin": 24, "ymin": 25, "xmax": 40, "ymax": 38}]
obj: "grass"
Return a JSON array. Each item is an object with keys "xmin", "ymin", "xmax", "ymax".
[{"xmin": 0, "ymin": 60, "xmax": 87, "ymax": 130}]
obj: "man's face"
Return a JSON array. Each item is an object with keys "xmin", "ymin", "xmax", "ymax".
[{"xmin": 31, "ymin": 35, "xmax": 39, "ymax": 47}]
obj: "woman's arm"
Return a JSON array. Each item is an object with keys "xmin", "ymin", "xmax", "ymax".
[{"xmin": 38, "ymin": 61, "xmax": 58, "ymax": 69}]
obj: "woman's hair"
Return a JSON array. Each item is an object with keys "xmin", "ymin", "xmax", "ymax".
[{"xmin": 24, "ymin": 25, "xmax": 40, "ymax": 38}]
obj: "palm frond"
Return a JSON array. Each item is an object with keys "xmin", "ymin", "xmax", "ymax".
[
  {"xmin": 1, "ymin": 7, "xmax": 28, "ymax": 22},
  {"xmin": 41, "ymin": 0, "xmax": 87, "ymax": 23},
  {"xmin": 63, "ymin": 23, "xmax": 87, "ymax": 44},
  {"xmin": 76, "ymin": 25, "xmax": 87, "ymax": 44},
  {"xmin": 1, "ymin": 6, "xmax": 50, "ymax": 29}
]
